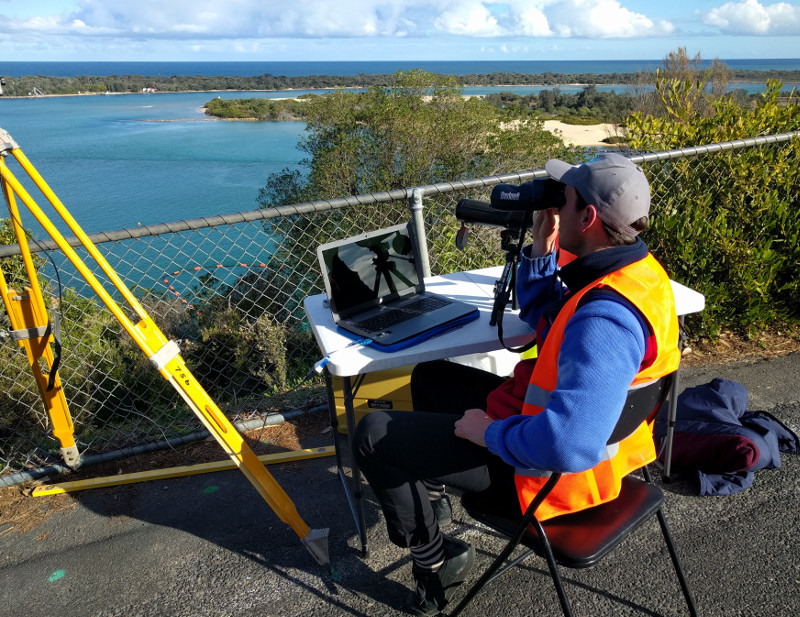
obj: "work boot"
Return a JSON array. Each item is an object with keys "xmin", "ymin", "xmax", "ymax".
[
  {"xmin": 406, "ymin": 536, "xmax": 475, "ymax": 616},
  {"xmin": 431, "ymin": 495, "xmax": 453, "ymax": 527}
]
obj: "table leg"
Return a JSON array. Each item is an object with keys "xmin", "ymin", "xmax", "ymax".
[
  {"xmin": 343, "ymin": 375, "xmax": 369, "ymax": 556},
  {"xmin": 324, "ymin": 369, "xmax": 346, "ymax": 475},
  {"xmin": 662, "ymin": 369, "xmax": 680, "ymax": 482},
  {"xmin": 324, "ymin": 369, "xmax": 369, "ymax": 556},
  {"xmin": 661, "ymin": 315, "xmax": 685, "ymax": 482}
]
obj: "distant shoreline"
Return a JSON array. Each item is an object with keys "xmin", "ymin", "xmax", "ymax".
[
  {"xmin": 1, "ymin": 77, "xmax": 794, "ymax": 101},
  {"xmin": 3, "ymin": 58, "xmax": 800, "ymax": 79},
  {"xmin": 199, "ymin": 100, "xmax": 620, "ymax": 148},
  {"xmin": 2, "ymin": 67, "xmax": 799, "ymax": 99},
  {"xmin": 0, "ymin": 84, "xmax": 621, "ymax": 101}
]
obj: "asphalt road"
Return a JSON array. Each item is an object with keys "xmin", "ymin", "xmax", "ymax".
[{"xmin": 2, "ymin": 352, "xmax": 799, "ymax": 617}]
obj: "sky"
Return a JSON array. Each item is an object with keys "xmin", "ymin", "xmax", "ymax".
[{"xmin": 0, "ymin": 0, "xmax": 798, "ymax": 62}]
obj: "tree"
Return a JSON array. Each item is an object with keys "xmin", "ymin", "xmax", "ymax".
[
  {"xmin": 539, "ymin": 89, "xmax": 556, "ymax": 114},
  {"xmin": 258, "ymin": 69, "xmax": 569, "ymax": 207},
  {"xmin": 632, "ymin": 48, "xmax": 731, "ymax": 119}
]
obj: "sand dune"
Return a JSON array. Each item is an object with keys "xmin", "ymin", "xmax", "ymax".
[{"xmin": 543, "ymin": 120, "xmax": 622, "ymax": 148}]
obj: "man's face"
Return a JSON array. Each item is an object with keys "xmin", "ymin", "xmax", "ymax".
[{"xmin": 556, "ymin": 185, "xmax": 583, "ymax": 255}]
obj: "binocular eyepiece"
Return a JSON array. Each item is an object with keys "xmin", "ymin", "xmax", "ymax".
[{"xmin": 490, "ymin": 178, "xmax": 566, "ymax": 212}]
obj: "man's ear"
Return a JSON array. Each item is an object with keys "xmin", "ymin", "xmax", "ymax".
[{"xmin": 580, "ymin": 204, "xmax": 600, "ymax": 232}]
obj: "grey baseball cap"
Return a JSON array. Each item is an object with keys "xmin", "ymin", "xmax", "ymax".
[{"xmin": 545, "ymin": 153, "xmax": 650, "ymax": 236}]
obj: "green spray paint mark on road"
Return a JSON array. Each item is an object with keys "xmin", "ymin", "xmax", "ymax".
[{"xmin": 48, "ymin": 570, "xmax": 65, "ymax": 582}]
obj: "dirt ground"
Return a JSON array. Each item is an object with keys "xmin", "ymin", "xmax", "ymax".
[
  {"xmin": 0, "ymin": 411, "xmax": 331, "ymax": 536},
  {"xmin": 679, "ymin": 327, "xmax": 800, "ymax": 367},
  {"xmin": 2, "ymin": 328, "xmax": 799, "ymax": 538}
]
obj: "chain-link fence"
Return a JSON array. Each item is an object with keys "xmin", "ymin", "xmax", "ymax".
[{"xmin": 1, "ymin": 132, "xmax": 798, "ymax": 482}]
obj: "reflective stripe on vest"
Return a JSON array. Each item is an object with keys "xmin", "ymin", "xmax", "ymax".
[
  {"xmin": 515, "ymin": 442, "xmax": 620, "ymax": 478},
  {"xmin": 523, "ymin": 383, "xmax": 551, "ymax": 409}
]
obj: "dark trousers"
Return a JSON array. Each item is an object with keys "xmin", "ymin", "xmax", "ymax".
[{"xmin": 353, "ymin": 360, "xmax": 519, "ymax": 549}]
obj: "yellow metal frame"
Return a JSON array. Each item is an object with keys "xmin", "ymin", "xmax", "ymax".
[
  {"xmin": 32, "ymin": 446, "xmax": 335, "ymax": 496},
  {"xmin": 0, "ymin": 128, "xmax": 329, "ymax": 565}
]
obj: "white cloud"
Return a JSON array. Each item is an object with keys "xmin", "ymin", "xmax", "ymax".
[
  {"xmin": 704, "ymin": 0, "xmax": 800, "ymax": 35},
  {"xmin": 433, "ymin": 1, "xmax": 503, "ymax": 36},
  {"xmin": 511, "ymin": 3, "xmax": 553, "ymax": 37},
  {"xmin": 5, "ymin": 0, "xmax": 796, "ymax": 57},
  {"xmin": 0, "ymin": 0, "xmax": 681, "ymax": 41},
  {"xmin": 429, "ymin": 1, "xmax": 675, "ymax": 39},
  {"xmin": 0, "ymin": 0, "xmax": 431, "ymax": 39},
  {"xmin": 544, "ymin": 0, "xmax": 675, "ymax": 38}
]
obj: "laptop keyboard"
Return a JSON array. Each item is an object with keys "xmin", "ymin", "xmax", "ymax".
[{"xmin": 354, "ymin": 296, "xmax": 450, "ymax": 331}]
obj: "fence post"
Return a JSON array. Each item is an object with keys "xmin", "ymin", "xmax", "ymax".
[{"xmin": 408, "ymin": 188, "xmax": 432, "ymax": 278}]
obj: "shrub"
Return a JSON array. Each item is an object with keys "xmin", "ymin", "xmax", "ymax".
[{"xmin": 627, "ymin": 80, "xmax": 800, "ymax": 336}]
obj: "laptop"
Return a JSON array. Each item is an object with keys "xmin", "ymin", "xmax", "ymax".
[{"xmin": 316, "ymin": 223, "xmax": 479, "ymax": 348}]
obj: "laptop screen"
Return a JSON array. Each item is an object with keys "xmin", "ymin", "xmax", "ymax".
[{"xmin": 318, "ymin": 225, "xmax": 421, "ymax": 317}]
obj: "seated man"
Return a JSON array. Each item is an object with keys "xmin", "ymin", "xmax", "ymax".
[{"xmin": 354, "ymin": 153, "xmax": 681, "ymax": 616}]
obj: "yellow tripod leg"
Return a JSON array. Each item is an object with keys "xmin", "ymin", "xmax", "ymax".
[
  {"xmin": 0, "ymin": 281, "xmax": 79, "ymax": 467},
  {"xmin": 0, "ymin": 160, "xmax": 79, "ymax": 468},
  {"xmin": 0, "ymin": 131, "xmax": 329, "ymax": 566}
]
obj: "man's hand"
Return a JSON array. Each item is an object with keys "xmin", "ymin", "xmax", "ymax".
[
  {"xmin": 454, "ymin": 408, "xmax": 494, "ymax": 447},
  {"xmin": 530, "ymin": 208, "xmax": 559, "ymax": 257}
]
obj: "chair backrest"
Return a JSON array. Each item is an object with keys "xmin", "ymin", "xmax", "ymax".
[{"xmin": 606, "ymin": 373, "xmax": 673, "ymax": 445}]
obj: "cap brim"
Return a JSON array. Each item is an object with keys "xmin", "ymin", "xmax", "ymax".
[{"xmin": 545, "ymin": 158, "xmax": 579, "ymax": 184}]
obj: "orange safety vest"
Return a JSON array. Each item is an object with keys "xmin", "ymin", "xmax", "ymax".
[{"xmin": 515, "ymin": 253, "xmax": 680, "ymax": 521}]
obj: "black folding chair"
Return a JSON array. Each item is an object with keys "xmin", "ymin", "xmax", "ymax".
[{"xmin": 449, "ymin": 374, "xmax": 698, "ymax": 617}]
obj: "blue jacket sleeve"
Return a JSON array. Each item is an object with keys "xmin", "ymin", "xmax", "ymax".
[
  {"xmin": 516, "ymin": 245, "xmax": 562, "ymax": 329},
  {"xmin": 484, "ymin": 299, "xmax": 647, "ymax": 473}
]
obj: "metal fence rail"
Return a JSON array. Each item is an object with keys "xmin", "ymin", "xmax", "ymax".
[{"xmin": 1, "ymin": 132, "xmax": 798, "ymax": 481}]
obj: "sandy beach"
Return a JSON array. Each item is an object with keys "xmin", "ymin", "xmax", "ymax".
[{"xmin": 543, "ymin": 119, "xmax": 620, "ymax": 147}]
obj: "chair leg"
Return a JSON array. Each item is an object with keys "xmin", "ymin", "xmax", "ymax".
[
  {"xmin": 447, "ymin": 526, "xmax": 527, "ymax": 617},
  {"xmin": 449, "ymin": 521, "xmax": 575, "ymax": 617},
  {"xmin": 654, "ymin": 507, "xmax": 699, "ymax": 617},
  {"xmin": 641, "ymin": 466, "xmax": 698, "ymax": 616},
  {"xmin": 449, "ymin": 474, "xmax": 562, "ymax": 617},
  {"xmin": 529, "ymin": 518, "xmax": 575, "ymax": 617},
  {"xmin": 641, "ymin": 465, "xmax": 698, "ymax": 616}
]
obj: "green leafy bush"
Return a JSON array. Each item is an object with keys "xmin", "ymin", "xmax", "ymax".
[
  {"xmin": 627, "ymin": 79, "xmax": 800, "ymax": 336},
  {"xmin": 256, "ymin": 69, "xmax": 574, "ymax": 285},
  {"xmin": 182, "ymin": 301, "xmax": 288, "ymax": 401}
]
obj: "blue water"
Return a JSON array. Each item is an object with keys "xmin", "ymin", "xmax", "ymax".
[
  {"xmin": 4, "ymin": 59, "xmax": 800, "ymax": 78},
  {"xmin": 2, "ymin": 82, "xmax": 651, "ymax": 236},
  {"xmin": 0, "ymin": 92, "xmax": 307, "ymax": 234},
  {"xmin": 1, "ymin": 58, "xmax": 797, "ymax": 236}
]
